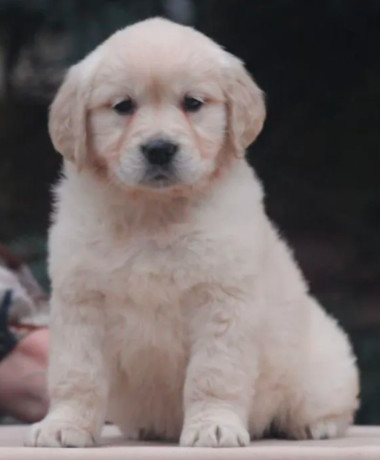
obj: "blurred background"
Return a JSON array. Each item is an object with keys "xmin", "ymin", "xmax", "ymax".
[{"xmin": 0, "ymin": 0, "xmax": 379, "ymax": 424}]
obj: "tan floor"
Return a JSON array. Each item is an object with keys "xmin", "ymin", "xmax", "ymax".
[{"xmin": 0, "ymin": 425, "xmax": 379, "ymax": 459}]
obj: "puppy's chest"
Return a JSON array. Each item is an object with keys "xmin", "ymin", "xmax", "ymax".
[
  {"xmin": 100, "ymin": 230, "xmax": 204, "ymax": 306},
  {"xmin": 106, "ymin": 297, "xmax": 188, "ymax": 378}
]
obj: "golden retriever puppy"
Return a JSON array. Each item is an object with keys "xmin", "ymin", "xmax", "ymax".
[{"xmin": 28, "ymin": 18, "xmax": 358, "ymax": 448}]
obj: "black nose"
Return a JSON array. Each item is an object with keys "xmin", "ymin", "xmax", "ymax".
[{"xmin": 141, "ymin": 139, "xmax": 178, "ymax": 166}]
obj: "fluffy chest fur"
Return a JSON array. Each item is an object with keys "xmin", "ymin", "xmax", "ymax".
[
  {"xmin": 101, "ymin": 229, "xmax": 203, "ymax": 307},
  {"xmin": 50, "ymin": 163, "xmax": 264, "ymax": 306}
]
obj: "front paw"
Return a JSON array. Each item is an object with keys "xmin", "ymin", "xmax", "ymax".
[
  {"xmin": 26, "ymin": 418, "xmax": 96, "ymax": 447},
  {"xmin": 180, "ymin": 413, "xmax": 250, "ymax": 447}
]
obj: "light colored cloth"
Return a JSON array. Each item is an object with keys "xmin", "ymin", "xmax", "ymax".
[
  {"xmin": 0, "ymin": 425, "xmax": 379, "ymax": 459},
  {"xmin": 0, "ymin": 245, "xmax": 49, "ymax": 328}
]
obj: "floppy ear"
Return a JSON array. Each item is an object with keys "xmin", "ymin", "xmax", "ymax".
[
  {"xmin": 48, "ymin": 64, "xmax": 89, "ymax": 169},
  {"xmin": 224, "ymin": 54, "xmax": 266, "ymax": 155}
]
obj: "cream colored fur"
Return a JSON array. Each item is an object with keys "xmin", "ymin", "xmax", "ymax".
[{"xmin": 28, "ymin": 18, "xmax": 359, "ymax": 448}]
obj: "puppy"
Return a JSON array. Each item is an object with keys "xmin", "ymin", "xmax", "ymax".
[{"xmin": 28, "ymin": 18, "xmax": 359, "ymax": 448}]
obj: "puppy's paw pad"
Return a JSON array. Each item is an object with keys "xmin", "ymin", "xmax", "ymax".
[
  {"xmin": 26, "ymin": 420, "xmax": 96, "ymax": 447},
  {"xmin": 180, "ymin": 420, "xmax": 249, "ymax": 447},
  {"xmin": 307, "ymin": 416, "xmax": 349, "ymax": 440}
]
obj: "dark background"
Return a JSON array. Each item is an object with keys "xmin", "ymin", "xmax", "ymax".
[{"xmin": 0, "ymin": 0, "xmax": 379, "ymax": 424}]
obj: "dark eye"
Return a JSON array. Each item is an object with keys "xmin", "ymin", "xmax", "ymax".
[
  {"xmin": 113, "ymin": 98, "xmax": 136, "ymax": 115},
  {"xmin": 182, "ymin": 96, "xmax": 204, "ymax": 113}
]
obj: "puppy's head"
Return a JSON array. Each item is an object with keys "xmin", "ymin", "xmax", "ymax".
[{"xmin": 50, "ymin": 18, "xmax": 265, "ymax": 193}]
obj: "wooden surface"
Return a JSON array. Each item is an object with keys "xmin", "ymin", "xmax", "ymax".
[{"xmin": 0, "ymin": 425, "xmax": 379, "ymax": 459}]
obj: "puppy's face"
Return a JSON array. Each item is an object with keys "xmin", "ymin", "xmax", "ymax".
[
  {"xmin": 89, "ymin": 43, "xmax": 227, "ymax": 190},
  {"xmin": 50, "ymin": 19, "xmax": 265, "ymax": 194}
]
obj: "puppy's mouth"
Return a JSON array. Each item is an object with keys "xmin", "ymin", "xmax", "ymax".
[{"xmin": 141, "ymin": 167, "xmax": 177, "ymax": 189}]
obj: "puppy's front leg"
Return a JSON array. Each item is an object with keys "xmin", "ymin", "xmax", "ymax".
[
  {"xmin": 27, "ymin": 291, "xmax": 108, "ymax": 447},
  {"xmin": 180, "ymin": 287, "xmax": 257, "ymax": 447}
]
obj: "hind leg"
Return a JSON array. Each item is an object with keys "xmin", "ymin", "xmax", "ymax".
[{"xmin": 279, "ymin": 302, "xmax": 359, "ymax": 440}]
